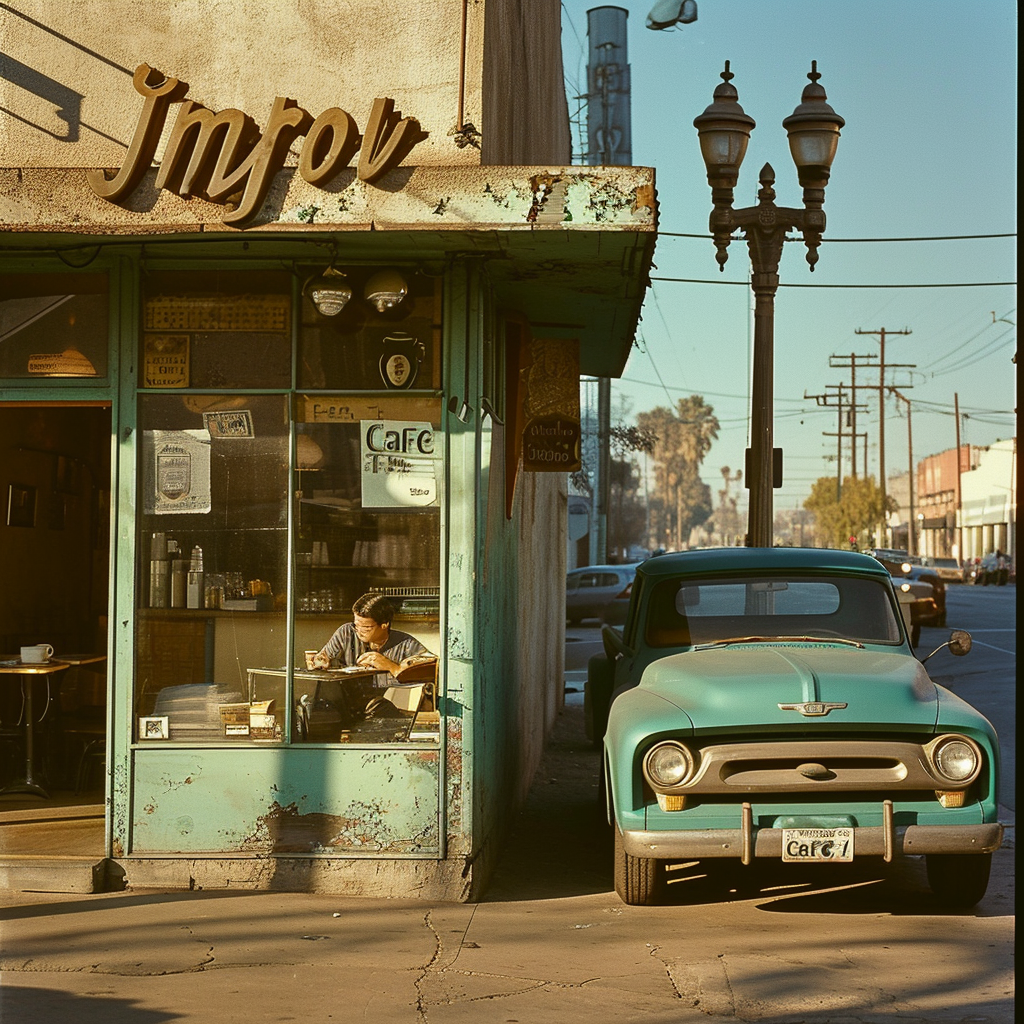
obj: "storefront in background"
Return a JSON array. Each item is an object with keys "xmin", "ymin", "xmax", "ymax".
[{"xmin": 0, "ymin": 0, "xmax": 654, "ymax": 897}]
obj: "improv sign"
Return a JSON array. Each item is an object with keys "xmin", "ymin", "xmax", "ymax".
[{"xmin": 87, "ymin": 64, "xmax": 426, "ymax": 225}]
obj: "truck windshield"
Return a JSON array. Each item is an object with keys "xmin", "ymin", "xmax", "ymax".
[{"xmin": 644, "ymin": 575, "xmax": 902, "ymax": 648}]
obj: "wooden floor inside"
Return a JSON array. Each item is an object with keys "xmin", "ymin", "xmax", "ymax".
[{"xmin": 0, "ymin": 792, "xmax": 105, "ymax": 857}]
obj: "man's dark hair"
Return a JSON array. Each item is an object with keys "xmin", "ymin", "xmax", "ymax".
[{"xmin": 352, "ymin": 593, "xmax": 395, "ymax": 625}]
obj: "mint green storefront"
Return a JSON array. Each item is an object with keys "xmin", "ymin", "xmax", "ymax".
[{"xmin": 0, "ymin": 201, "xmax": 653, "ymax": 895}]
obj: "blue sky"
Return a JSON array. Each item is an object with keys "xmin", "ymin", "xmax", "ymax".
[{"xmin": 560, "ymin": 0, "xmax": 1017, "ymax": 509}]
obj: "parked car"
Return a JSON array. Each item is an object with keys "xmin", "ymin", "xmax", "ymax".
[
  {"xmin": 891, "ymin": 563, "xmax": 946, "ymax": 636},
  {"xmin": 891, "ymin": 573, "xmax": 936, "ymax": 648},
  {"xmin": 565, "ymin": 564, "xmax": 640, "ymax": 625},
  {"xmin": 587, "ymin": 548, "xmax": 1002, "ymax": 908},
  {"xmin": 920, "ymin": 556, "xmax": 963, "ymax": 582}
]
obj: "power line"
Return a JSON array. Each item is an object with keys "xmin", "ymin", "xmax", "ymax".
[
  {"xmin": 658, "ymin": 231, "xmax": 1016, "ymax": 242},
  {"xmin": 650, "ymin": 277, "xmax": 1016, "ymax": 289}
]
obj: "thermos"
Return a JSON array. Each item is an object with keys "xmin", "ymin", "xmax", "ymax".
[
  {"xmin": 149, "ymin": 532, "xmax": 168, "ymax": 608},
  {"xmin": 187, "ymin": 545, "xmax": 204, "ymax": 609}
]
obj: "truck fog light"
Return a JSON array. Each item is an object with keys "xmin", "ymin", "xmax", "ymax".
[
  {"xmin": 933, "ymin": 737, "xmax": 979, "ymax": 782},
  {"xmin": 644, "ymin": 742, "xmax": 694, "ymax": 787},
  {"xmin": 935, "ymin": 789, "xmax": 967, "ymax": 808},
  {"xmin": 656, "ymin": 793, "xmax": 688, "ymax": 811}
]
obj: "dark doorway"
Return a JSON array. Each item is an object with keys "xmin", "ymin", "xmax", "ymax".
[{"xmin": 0, "ymin": 404, "xmax": 111, "ymax": 853}]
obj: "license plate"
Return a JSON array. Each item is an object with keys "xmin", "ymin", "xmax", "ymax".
[{"xmin": 782, "ymin": 827, "xmax": 854, "ymax": 862}]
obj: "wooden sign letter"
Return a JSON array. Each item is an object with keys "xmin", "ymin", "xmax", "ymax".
[
  {"xmin": 87, "ymin": 64, "xmax": 188, "ymax": 201},
  {"xmin": 357, "ymin": 98, "xmax": 425, "ymax": 184}
]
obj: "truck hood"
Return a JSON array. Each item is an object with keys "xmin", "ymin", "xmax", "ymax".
[{"xmin": 639, "ymin": 644, "xmax": 939, "ymax": 732}]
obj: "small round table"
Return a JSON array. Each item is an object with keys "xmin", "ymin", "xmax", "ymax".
[{"xmin": 0, "ymin": 660, "xmax": 70, "ymax": 798}]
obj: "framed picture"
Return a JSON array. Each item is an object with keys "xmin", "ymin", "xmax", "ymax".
[
  {"xmin": 6, "ymin": 484, "xmax": 36, "ymax": 528},
  {"xmin": 139, "ymin": 716, "xmax": 170, "ymax": 740}
]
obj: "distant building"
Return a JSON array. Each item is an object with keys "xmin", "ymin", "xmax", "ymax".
[{"xmin": 889, "ymin": 440, "xmax": 1016, "ymax": 566}]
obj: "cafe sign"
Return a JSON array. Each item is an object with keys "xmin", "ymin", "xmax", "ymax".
[
  {"xmin": 360, "ymin": 420, "xmax": 438, "ymax": 508},
  {"xmin": 88, "ymin": 64, "xmax": 426, "ymax": 226}
]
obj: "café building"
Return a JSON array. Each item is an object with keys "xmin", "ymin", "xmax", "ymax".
[{"xmin": 0, "ymin": 0, "xmax": 654, "ymax": 897}]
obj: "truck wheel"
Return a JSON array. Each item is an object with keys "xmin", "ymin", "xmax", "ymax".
[
  {"xmin": 926, "ymin": 853, "xmax": 992, "ymax": 909},
  {"xmin": 584, "ymin": 654, "xmax": 614, "ymax": 749},
  {"xmin": 614, "ymin": 826, "xmax": 665, "ymax": 906}
]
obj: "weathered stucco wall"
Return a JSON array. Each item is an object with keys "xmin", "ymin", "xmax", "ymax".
[
  {"xmin": 0, "ymin": 0, "xmax": 472, "ymax": 168},
  {"xmin": 0, "ymin": 0, "xmax": 569, "ymax": 174}
]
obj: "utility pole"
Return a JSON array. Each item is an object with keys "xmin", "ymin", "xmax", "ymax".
[
  {"xmin": 584, "ymin": 9, "xmax": 631, "ymax": 565},
  {"xmin": 806, "ymin": 383, "xmax": 868, "ymax": 498},
  {"xmin": 855, "ymin": 327, "xmax": 913, "ymax": 545},
  {"xmin": 890, "ymin": 387, "xmax": 915, "ymax": 556},
  {"xmin": 828, "ymin": 353, "xmax": 872, "ymax": 477},
  {"xmin": 954, "ymin": 392, "xmax": 963, "ymax": 562}
]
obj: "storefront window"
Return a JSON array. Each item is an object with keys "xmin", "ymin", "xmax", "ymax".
[
  {"xmin": 133, "ymin": 271, "xmax": 443, "ymax": 748},
  {"xmin": 298, "ymin": 267, "xmax": 441, "ymax": 390},
  {"xmin": 141, "ymin": 270, "xmax": 292, "ymax": 390},
  {"xmin": 0, "ymin": 273, "xmax": 108, "ymax": 379},
  {"xmin": 133, "ymin": 393, "xmax": 291, "ymax": 742},
  {"xmin": 283, "ymin": 396, "xmax": 442, "ymax": 744}
]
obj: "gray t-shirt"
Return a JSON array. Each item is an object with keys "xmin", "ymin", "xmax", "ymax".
[{"xmin": 321, "ymin": 622, "xmax": 429, "ymax": 688}]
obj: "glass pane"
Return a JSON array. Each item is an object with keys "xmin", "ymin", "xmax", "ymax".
[
  {"xmin": 134, "ymin": 393, "xmax": 290, "ymax": 743},
  {"xmin": 291, "ymin": 395, "xmax": 442, "ymax": 743},
  {"xmin": 646, "ymin": 575, "xmax": 901, "ymax": 648},
  {"xmin": 298, "ymin": 268, "xmax": 441, "ymax": 390},
  {"xmin": 141, "ymin": 271, "xmax": 292, "ymax": 390},
  {"xmin": 0, "ymin": 273, "xmax": 108, "ymax": 379}
]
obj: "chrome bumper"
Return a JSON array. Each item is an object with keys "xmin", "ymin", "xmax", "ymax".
[{"xmin": 624, "ymin": 805, "xmax": 1004, "ymax": 865}]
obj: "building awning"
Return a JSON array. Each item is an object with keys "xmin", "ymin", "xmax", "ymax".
[{"xmin": 0, "ymin": 165, "xmax": 657, "ymax": 378}]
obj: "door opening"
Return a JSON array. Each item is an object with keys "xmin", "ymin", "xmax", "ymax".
[{"xmin": 0, "ymin": 404, "xmax": 111, "ymax": 854}]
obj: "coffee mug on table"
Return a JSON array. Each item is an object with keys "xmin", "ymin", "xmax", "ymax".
[{"xmin": 20, "ymin": 644, "xmax": 54, "ymax": 664}]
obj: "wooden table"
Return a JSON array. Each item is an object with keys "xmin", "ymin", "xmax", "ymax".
[{"xmin": 0, "ymin": 659, "xmax": 71, "ymax": 798}]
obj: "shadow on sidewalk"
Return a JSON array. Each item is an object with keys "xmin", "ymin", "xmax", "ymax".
[{"xmin": 482, "ymin": 700, "xmax": 614, "ymax": 902}]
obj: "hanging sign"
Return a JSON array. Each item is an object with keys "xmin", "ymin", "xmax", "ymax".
[
  {"xmin": 521, "ymin": 338, "xmax": 581, "ymax": 472},
  {"xmin": 360, "ymin": 420, "xmax": 438, "ymax": 508},
  {"xmin": 142, "ymin": 429, "xmax": 212, "ymax": 514}
]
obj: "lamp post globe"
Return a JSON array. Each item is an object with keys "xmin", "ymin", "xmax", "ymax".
[{"xmin": 695, "ymin": 63, "xmax": 843, "ymax": 547}]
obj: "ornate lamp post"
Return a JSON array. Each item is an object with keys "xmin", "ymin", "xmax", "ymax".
[{"xmin": 694, "ymin": 62, "xmax": 844, "ymax": 547}]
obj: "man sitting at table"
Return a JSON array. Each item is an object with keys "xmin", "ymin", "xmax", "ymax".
[{"xmin": 312, "ymin": 593, "xmax": 430, "ymax": 687}]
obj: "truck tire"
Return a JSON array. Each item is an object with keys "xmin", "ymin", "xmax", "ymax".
[
  {"xmin": 926, "ymin": 853, "xmax": 992, "ymax": 909},
  {"xmin": 614, "ymin": 826, "xmax": 665, "ymax": 906}
]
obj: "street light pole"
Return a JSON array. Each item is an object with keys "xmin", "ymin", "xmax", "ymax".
[{"xmin": 694, "ymin": 62, "xmax": 844, "ymax": 548}]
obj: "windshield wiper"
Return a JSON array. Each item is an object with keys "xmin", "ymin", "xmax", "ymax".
[{"xmin": 693, "ymin": 635, "xmax": 864, "ymax": 650}]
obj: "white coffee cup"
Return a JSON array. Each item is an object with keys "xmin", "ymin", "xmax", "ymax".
[{"xmin": 20, "ymin": 644, "xmax": 54, "ymax": 664}]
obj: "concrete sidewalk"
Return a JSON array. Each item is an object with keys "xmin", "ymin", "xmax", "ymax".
[{"xmin": 0, "ymin": 700, "xmax": 1015, "ymax": 1024}]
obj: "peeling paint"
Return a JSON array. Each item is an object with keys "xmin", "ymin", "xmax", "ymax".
[{"xmin": 242, "ymin": 800, "xmax": 438, "ymax": 854}]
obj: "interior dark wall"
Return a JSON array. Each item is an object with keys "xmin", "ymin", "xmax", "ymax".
[{"xmin": 0, "ymin": 405, "xmax": 111, "ymax": 655}]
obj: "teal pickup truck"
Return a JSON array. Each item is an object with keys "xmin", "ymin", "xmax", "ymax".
[{"xmin": 586, "ymin": 548, "xmax": 1002, "ymax": 907}]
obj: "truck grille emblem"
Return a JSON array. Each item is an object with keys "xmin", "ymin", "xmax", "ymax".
[{"xmin": 778, "ymin": 701, "xmax": 848, "ymax": 717}]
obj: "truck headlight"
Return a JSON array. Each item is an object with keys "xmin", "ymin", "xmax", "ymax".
[
  {"xmin": 929, "ymin": 735, "xmax": 981, "ymax": 783},
  {"xmin": 644, "ymin": 741, "xmax": 695, "ymax": 788}
]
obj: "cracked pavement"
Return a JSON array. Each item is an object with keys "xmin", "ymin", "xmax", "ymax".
[{"xmin": 0, "ymin": 588, "xmax": 1015, "ymax": 1023}]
